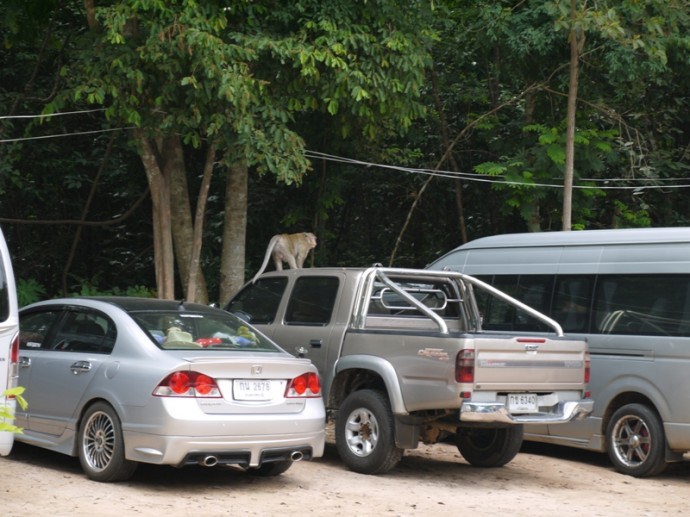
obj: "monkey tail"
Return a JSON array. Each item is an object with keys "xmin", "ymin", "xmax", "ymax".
[{"xmin": 250, "ymin": 235, "xmax": 279, "ymax": 283}]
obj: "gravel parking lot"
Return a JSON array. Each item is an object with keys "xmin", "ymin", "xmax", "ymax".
[{"xmin": 2, "ymin": 438, "xmax": 689, "ymax": 516}]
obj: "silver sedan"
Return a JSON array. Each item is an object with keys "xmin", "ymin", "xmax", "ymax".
[{"xmin": 15, "ymin": 297, "xmax": 325, "ymax": 482}]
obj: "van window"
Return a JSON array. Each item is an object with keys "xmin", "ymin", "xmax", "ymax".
[
  {"xmin": 478, "ymin": 275, "xmax": 553, "ymax": 332},
  {"xmin": 552, "ymin": 275, "xmax": 594, "ymax": 333},
  {"xmin": 0, "ymin": 259, "xmax": 10, "ymax": 322},
  {"xmin": 594, "ymin": 274, "xmax": 690, "ymax": 336}
]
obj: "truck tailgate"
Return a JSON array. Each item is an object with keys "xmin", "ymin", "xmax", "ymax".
[{"xmin": 473, "ymin": 335, "xmax": 588, "ymax": 391}]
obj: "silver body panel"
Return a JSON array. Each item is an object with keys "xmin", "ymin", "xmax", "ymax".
[
  {"xmin": 429, "ymin": 227, "xmax": 690, "ymax": 454},
  {"xmin": 15, "ymin": 298, "xmax": 325, "ymax": 468}
]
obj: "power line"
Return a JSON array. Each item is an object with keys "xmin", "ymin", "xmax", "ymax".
[
  {"xmin": 305, "ymin": 151, "xmax": 690, "ymax": 191},
  {"xmin": 0, "ymin": 108, "xmax": 105, "ymax": 120},
  {"xmin": 0, "ymin": 127, "xmax": 130, "ymax": 143}
]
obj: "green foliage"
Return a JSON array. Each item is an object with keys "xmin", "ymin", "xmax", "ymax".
[
  {"xmin": 16, "ymin": 278, "xmax": 46, "ymax": 307},
  {"xmin": 0, "ymin": 387, "xmax": 27, "ymax": 434}
]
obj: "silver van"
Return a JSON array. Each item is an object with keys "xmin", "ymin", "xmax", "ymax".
[
  {"xmin": 429, "ymin": 227, "xmax": 690, "ymax": 477},
  {"xmin": 0, "ymin": 227, "xmax": 19, "ymax": 455}
]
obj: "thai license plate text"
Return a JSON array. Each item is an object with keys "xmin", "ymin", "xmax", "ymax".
[
  {"xmin": 508, "ymin": 393, "xmax": 538, "ymax": 413},
  {"xmin": 234, "ymin": 379, "xmax": 272, "ymax": 401}
]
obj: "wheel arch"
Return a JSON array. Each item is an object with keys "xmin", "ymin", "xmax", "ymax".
[
  {"xmin": 329, "ymin": 356, "xmax": 406, "ymax": 414},
  {"xmin": 71, "ymin": 397, "xmax": 119, "ymax": 456},
  {"xmin": 601, "ymin": 391, "xmax": 661, "ymax": 448}
]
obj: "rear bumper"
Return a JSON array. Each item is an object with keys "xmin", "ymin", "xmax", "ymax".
[{"xmin": 460, "ymin": 398, "xmax": 594, "ymax": 425}]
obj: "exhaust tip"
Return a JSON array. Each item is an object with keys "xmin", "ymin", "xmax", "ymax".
[
  {"xmin": 201, "ymin": 455, "xmax": 219, "ymax": 467},
  {"xmin": 290, "ymin": 450, "xmax": 304, "ymax": 462}
]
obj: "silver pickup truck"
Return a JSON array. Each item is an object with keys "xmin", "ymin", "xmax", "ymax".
[{"xmin": 226, "ymin": 267, "xmax": 593, "ymax": 474}]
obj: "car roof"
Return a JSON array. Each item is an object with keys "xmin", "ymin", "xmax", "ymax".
[{"xmin": 23, "ymin": 296, "xmax": 218, "ymax": 314}]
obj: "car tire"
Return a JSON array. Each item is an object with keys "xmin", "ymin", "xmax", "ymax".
[
  {"xmin": 246, "ymin": 460, "xmax": 293, "ymax": 477},
  {"xmin": 78, "ymin": 402, "xmax": 138, "ymax": 482},
  {"xmin": 606, "ymin": 403, "xmax": 667, "ymax": 477},
  {"xmin": 455, "ymin": 425, "xmax": 523, "ymax": 468},
  {"xmin": 335, "ymin": 389, "xmax": 403, "ymax": 475}
]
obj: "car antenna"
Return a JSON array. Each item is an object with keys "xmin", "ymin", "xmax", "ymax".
[{"xmin": 178, "ymin": 299, "xmax": 186, "ymax": 311}]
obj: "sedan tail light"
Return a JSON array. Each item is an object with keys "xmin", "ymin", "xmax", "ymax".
[
  {"xmin": 285, "ymin": 372, "xmax": 321, "ymax": 398},
  {"xmin": 153, "ymin": 371, "xmax": 222, "ymax": 398}
]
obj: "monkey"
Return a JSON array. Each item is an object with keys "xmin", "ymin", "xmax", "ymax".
[{"xmin": 251, "ymin": 232, "xmax": 317, "ymax": 283}]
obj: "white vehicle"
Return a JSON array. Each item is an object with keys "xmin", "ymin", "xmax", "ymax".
[
  {"xmin": 0, "ymin": 227, "xmax": 19, "ymax": 456},
  {"xmin": 429, "ymin": 227, "xmax": 690, "ymax": 477}
]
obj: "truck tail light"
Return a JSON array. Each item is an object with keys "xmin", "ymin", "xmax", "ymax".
[
  {"xmin": 455, "ymin": 349, "xmax": 475, "ymax": 384},
  {"xmin": 286, "ymin": 372, "xmax": 321, "ymax": 398}
]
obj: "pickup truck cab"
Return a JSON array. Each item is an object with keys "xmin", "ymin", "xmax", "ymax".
[{"xmin": 227, "ymin": 267, "xmax": 592, "ymax": 474}]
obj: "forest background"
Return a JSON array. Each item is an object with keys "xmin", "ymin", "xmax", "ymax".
[{"xmin": 1, "ymin": 0, "xmax": 689, "ymax": 306}]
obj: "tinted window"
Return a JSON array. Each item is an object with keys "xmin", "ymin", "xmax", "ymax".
[
  {"xmin": 52, "ymin": 310, "xmax": 117, "ymax": 353},
  {"xmin": 0, "ymin": 260, "xmax": 8, "ymax": 322},
  {"xmin": 225, "ymin": 277, "xmax": 288, "ymax": 324},
  {"xmin": 552, "ymin": 275, "xmax": 594, "ymax": 332},
  {"xmin": 593, "ymin": 274, "xmax": 690, "ymax": 336},
  {"xmin": 478, "ymin": 275, "xmax": 553, "ymax": 332},
  {"xmin": 368, "ymin": 277, "xmax": 461, "ymax": 318},
  {"xmin": 285, "ymin": 277, "xmax": 339, "ymax": 325},
  {"xmin": 20, "ymin": 310, "xmax": 63, "ymax": 350}
]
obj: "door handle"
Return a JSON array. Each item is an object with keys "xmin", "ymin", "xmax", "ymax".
[
  {"xmin": 19, "ymin": 356, "xmax": 31, "ymax": 368},
  {"xmin": 70, "ymin": 361, "xmax": 91, "ymax": 375},
  {"xmin": 309, "ymin": 339, "xmax": 322, "ymax": 348}
]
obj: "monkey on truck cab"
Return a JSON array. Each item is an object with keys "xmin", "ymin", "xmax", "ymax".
[{"xmin": 251, "ymin": 232, "xmax": 317, "ymax": 283}]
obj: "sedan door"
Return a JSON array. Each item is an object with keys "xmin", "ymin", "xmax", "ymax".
[{"xmin": 19, "ymin": 307, "xmax": 115, "ymax": 437}]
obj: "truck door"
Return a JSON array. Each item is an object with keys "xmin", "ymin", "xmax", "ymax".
[{"xmin": 278, "ymin": 276, "xmax": 344, "ymax": 384}]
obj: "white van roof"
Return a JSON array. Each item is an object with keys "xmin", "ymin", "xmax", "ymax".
[{"xmin": 453, "ymin": 227, "xmax": 690, "ymax": 251}]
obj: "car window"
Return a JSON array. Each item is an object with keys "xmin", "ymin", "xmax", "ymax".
[
  {"xmin": 19, "ymin": 310, "xmax": 63, "ymax": 350},
  {"xmin": 131, "ymin": 310, "xmax": 281, "ymax": 352},
  {"xmin": 52, "ymin": 310, "xmax": 117, "ymax": 354},
  {"xmin": 285, "ymin": 276, "xmax": 339, "ymax": 326},
  {"xmin": 225, "ymin": 277, "xmax": 288, "ymax": 324}
]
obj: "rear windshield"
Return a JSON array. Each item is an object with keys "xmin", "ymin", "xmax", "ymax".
[{"xmin": 130, "ymin": 310, "xmax": 281, "ymax": 352}]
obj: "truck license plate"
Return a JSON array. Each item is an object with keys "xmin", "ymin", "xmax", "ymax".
[
  {"xmin": 508, "ymin": 393, "xmax": 538, "ymax": 413},
  {"xmin": 234, "ymin": 379, "xmax": 272, "ymax": 401}
]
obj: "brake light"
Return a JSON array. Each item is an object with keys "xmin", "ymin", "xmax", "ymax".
[
  {"xmin": 153, "ymin": 371, "xmax": 222, "ymax": 398},
  {"xmin": 455, "ymin": 349, "xmax": 475, "ymax": 383},
  {"xmin": 7, "ymin": 333, "xmax": 19, "ymax": 391},
  {"xmin": 286, "ymin": 372, "xmax": 321, "ymax": 398}
]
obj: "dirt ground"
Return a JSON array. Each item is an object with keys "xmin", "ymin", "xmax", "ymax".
[{"xmin": 2, "ymin": 436, "xmax": 690, "ymax": 517}]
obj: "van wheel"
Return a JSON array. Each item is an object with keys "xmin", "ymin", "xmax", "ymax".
[
  {"xmin": 455, "ymin": 425, "xmax": 523, "ymax": 467},
  {"xmin": 78, "ymin": 402, "xmax": 138, "ymax": 482},
  {"xmin": 335, "ymin": 389, "xmax": 403, "ymax": 474},
  {"xmin": 606, "ymin": 403, "xmax": 667, "ymax": 477}
]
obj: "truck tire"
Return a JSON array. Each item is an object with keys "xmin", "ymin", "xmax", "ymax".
[
  {"xmin": 455, "ymin": 425, "xmax": 523, "ymax": 468},
  {"xmin": 335, "ymin": 389, "xmax": 403, "ymax": 474},
  {"xmin": 606, "ymin": 403, "xmax": 667, "ymax": 477}
]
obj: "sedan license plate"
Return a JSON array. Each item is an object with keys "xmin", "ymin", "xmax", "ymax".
[
  {"xmin": 508, "ymin": 393, "xmax": 538, "ymax": 414},
  {"xmin": 233, "ymin": 379, "xmax": 273, "ymax": 401}
]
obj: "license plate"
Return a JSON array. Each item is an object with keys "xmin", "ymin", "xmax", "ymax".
[
  {"xmin": 508, "ymin": 393, "xmax": 538, "ymax": 413},
  {"xmin": 233, "ymin": 379, "xmax": 273, "ymax": 401}
]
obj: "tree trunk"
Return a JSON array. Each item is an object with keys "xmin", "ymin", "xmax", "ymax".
[
  {"xmin": 219, "ymin": 161, "xmax": 248, "ymax": 306},
  {"xmin": 135, "ymin": 130, "xmax": 175, "ymax": 299},
  {"xmin": 563, "ymin": 0, "xmax": 583, "ymax": 231},
  {"xmin": 186, "ymin": 145, "xmax": 215, "ymax": 304},
  {"xmin": 168, "ymin": 137, "xmax": 209, "ymax": 303}
]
